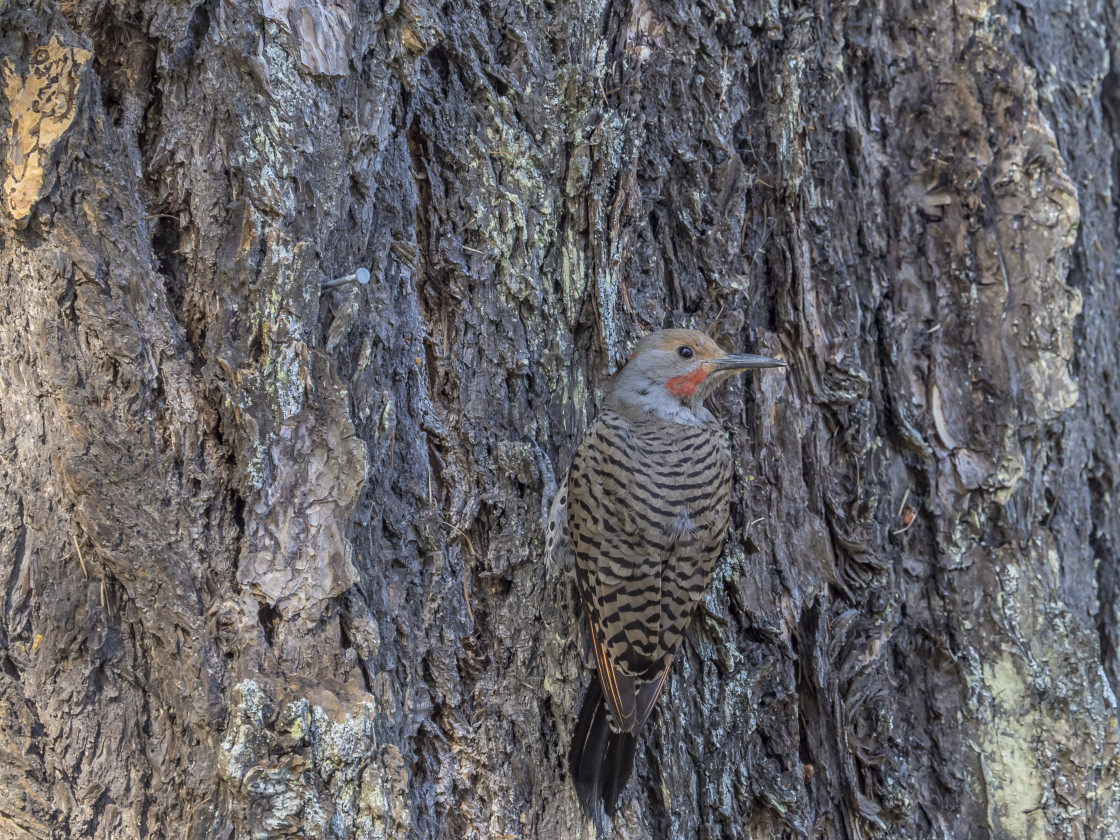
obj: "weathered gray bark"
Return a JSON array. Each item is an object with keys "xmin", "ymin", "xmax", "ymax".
[{"xmin": 1, "ymin": 0, "xmax": 1119, "ymax": 837}]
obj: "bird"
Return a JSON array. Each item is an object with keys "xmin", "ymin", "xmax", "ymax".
[{"xmin": 547, "ymin": 327, "xmax": 786, "ymax": 822}]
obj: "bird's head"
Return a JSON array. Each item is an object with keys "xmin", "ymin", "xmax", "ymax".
[{"xmin": 606, "ymin": 328, "xmax": 786, "ymax": 424}]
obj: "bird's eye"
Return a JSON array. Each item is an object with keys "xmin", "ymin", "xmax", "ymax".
[{"xmin": 677, "ymin": 346, "xmax": 694, "ymax": 359}]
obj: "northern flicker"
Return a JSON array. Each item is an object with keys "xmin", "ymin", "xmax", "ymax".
[{"xmin": 548, "ymin": 328, "xmax": 786, "ymax": 820}]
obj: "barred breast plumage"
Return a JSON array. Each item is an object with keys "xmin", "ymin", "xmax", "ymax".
[{"xmin": 568, "ymin": 409, "xmax": 731, "ymax": 730}]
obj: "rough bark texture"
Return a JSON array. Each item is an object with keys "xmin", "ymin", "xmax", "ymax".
[{"xmin": 1, "ymin": 0, "xmax": 1119, "ymax": 838}]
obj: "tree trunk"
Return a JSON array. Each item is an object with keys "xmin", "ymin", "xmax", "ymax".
[{"xmin": 1, "ymin": 0, "xmax": 1118, "ymax": 837}]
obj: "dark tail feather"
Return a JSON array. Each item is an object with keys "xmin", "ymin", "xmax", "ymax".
[
  {"xmin": 599, "ymin": 723, "xmax": 637, "ymax": 814},
  {"xmin": 570, "ymin": 679, "xmax": 638, "ymax": 821},
  {"xmin": 570, "ymin": 679, "xmax": 609, "ymax": 810}
]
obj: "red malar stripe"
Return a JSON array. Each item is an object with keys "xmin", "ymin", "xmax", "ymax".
[{"xmin": 666, "ymin": 367, "xmax": 708, "ymax": 397}]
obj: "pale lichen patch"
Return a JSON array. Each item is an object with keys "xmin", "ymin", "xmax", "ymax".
[
  {"xmin": 2, "ymin": 36, "xmax": 91, "ymax": 225},
  {"xmin": 977, "ymin": 653, "xmax": 1047, "ymax": 839}
]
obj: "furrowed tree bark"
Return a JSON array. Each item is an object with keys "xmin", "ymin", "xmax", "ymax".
[{"xmin": 1, "ymin": 0, "xmax": 1119, "ymax": 838}]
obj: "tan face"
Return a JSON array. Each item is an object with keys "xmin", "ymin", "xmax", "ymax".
[
  {"xmin": 629, "ymin": 328, "xmax": 734, "ymax": 400},
  {"xmin": 616, "ymin": 328, "xmax": 785, "ymax": 415}
]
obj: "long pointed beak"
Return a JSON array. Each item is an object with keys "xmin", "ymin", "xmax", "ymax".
[{"xmin": 713, "ymin": 353, "xmax": 787, "ymax": 371}]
